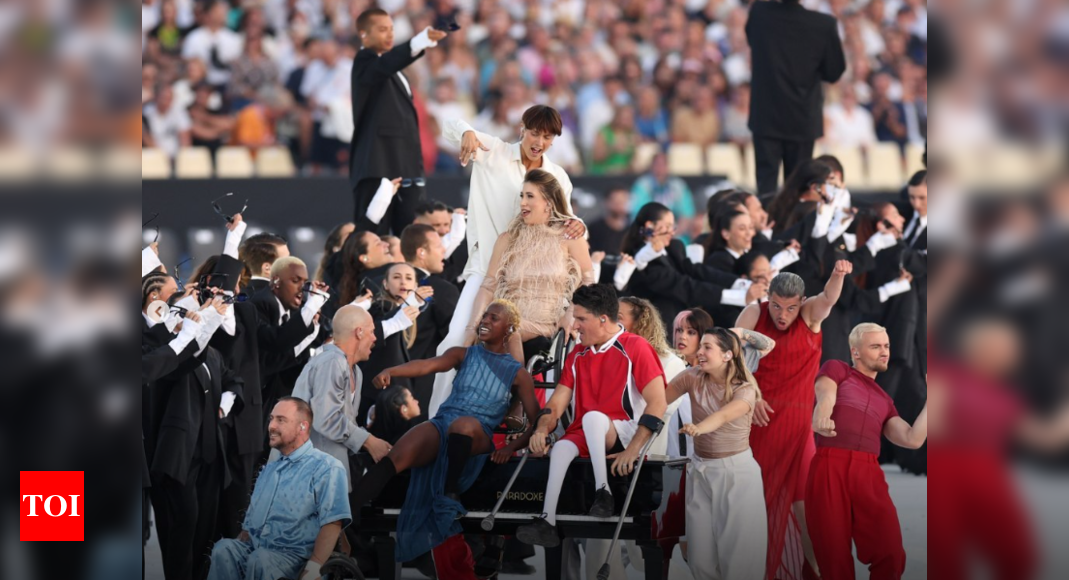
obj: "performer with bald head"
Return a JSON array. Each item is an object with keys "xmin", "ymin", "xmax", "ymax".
[
  {"xmin": 287, "ymin": 305, "xmax": 394, "ymax": 491},
  {"xmin": 806, "ymin": 323, "xmax": 928, "ymax": 580}
]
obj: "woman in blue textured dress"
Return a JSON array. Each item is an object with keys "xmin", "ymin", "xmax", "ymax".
[{"xmin": 349, "ymin": 300, "xmax": 541, "ymax": 574}]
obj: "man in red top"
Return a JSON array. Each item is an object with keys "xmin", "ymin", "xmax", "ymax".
[
  {"xmin": 737, "ymin": 262, "xmax": 853, "ymax": 580},
  {"xmin": 808, "ymin": 323, "xmax": 928, "ymax": 580},
  {"xmin": 517, "ymin": 285, "xmax": 668, "ymax": 548}
]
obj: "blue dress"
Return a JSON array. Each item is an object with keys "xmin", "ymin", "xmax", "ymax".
[{"xmin": 394, "ymin": 344, "xmax": 522, "ymax": 562}]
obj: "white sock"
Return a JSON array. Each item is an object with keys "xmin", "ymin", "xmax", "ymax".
[
  {"xmin": 583, "ymin": 412, "xmax": 613, "ymax": 493},
  {"xmin": 542, "ymin": 440, "xmax": 579, "ymax": 526}
]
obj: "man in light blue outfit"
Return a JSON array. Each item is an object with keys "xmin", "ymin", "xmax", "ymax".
[{"xmin": 208, "ymin": 397, "xmax": 351, "ymax": 580}]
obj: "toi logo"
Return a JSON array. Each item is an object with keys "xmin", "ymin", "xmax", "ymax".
[{"xmin": 20, "ymin": 471, "xmax": 84, "ymax": 542}]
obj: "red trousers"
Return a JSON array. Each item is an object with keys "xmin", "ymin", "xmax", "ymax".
[
  {"xmin": 805, "ymin": 448, "xmax": 906, "ymax": 580},
  {"xmin": 432, "ymin": 534, "xmax": 478, "ymax": 580}
]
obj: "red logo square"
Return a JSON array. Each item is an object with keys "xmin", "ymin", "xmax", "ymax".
[{"xmin": 20, "ymin": 471, "xmax": 84, "ymax": 542}]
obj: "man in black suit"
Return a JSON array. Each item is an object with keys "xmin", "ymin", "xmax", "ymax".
[
  {"xmin": 415, "ymin": 200, "xmax": 469, "ymax": 287},
  {"xmin": 238, "ymin": 232, "xmax": 290, "ymax": 296},
  {"xmin": 401, "ymin": 224, "xmax": 461, "ymax": 417},
  {"xmin": 747, "ymin": 0, "xmax": 846, "ymax": 195},
  {"xmin": 251, "ymin": 256, "xmax": 331, "ymax": 460},
  {"xmin": 147, "ymin": 303, "xmax": 245, "ymax": 580},
  {"xmin": 350, "ymin": 8, "xmax": 448, "ymax": 234}
]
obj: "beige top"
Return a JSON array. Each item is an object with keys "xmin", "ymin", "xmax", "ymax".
[
  {"xmin": 481, "ymin": 220, "xmax": 584, "ymax": 339},
  {"xmin": 671, "ymin": 368, "xmax": 757, "ymax": 460}
]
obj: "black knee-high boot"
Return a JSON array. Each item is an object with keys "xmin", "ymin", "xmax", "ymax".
[
  {"xmin": 350, "ymin": 457, "xmax": 397, "ymax": 525},
  {"xmin": 444, "ymin": 434, "xmax": 474, "ymax": 496}
]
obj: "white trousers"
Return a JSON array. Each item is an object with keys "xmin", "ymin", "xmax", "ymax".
[
  {"xmin": 429, "ymin": 273, "xmax": 485, "ymax": 418},
  {"xmin": 686, "ymin": 450, "xmax": 768, "ymax": 580}
]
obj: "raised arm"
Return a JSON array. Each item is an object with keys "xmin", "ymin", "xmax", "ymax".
[
  {"xmin": 812, "ymin": 376, "xmax": 840, "ymax": 437},
  {"xmin": 372, "ymin": 347, "xmax": 468, "ymax": 388},
  {"xmin": 803, "ymin": 259, "xmax": 853, "ymax": 332}
]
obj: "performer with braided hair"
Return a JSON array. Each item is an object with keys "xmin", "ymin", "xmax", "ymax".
[{"xmin": 349, "ymin": 300, "xmax": 541, "ymax": 579}]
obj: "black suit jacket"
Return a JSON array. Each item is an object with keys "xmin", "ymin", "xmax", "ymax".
[
  {"xmin": 747, "ymin": 1, "xmax": 846, "ymax": 140},
  {"xmin": 209, "ymin": 301, "xmax": 265, "ymax": 457},
  {"xmin": 625, "ymin": 240, "xmax": 739, "ymax": 337},
  {"xmin": 252, "ymin": 291, "xmax": 327, "ymax": 411},
  {"xmin": 142, "ymin": 335, "xmax": 201, "ymax": 488},
  {"xmin": 150, "ymin": 347, "xmax": 244, "ymax": 486},
  {"xmin": 349, "ymin": 42, "xmax": 426, "ymax": 191},
  {"xmin": 442, "ymin": 242, "xmax": 469, "ymax": 287},
  {"xmin": 409, "ymin": 270, "xmax": 461, "ymax": 361}
]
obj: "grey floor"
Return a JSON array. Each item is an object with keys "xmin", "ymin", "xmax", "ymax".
[{"xmin": 145, "ymin": 466, "xmax": 939, "ymax": 579}]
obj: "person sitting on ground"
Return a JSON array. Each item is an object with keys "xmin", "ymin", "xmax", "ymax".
[{"xmin": 207, "ymin": 397, "xmax": 351, "ymax": 580}]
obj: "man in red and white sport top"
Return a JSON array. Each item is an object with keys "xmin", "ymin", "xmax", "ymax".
[
  {"xmin": 807, "ymin": 323, "xmax": 928, "ymax": 580},
  {"xmin": 517, "ymin": 284, "xmax": 668, "ymax": 548},
  {"xmin": 736, "ymin": 262, "xmax": 853, "ymax": 580}
]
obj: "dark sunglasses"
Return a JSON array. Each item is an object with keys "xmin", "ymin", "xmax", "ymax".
[
  {"xmin": 400, "ymin": 178, "xmax": 427, "ymax": 189},
  {"xmin": 173, "ymin": 257, "xmax": 195, "ymax": 293},
  {"xmin": 211, "ymin": 193, "xmax": 249, "ymax": 224},
  {"xmin": 436, "ymin": 16, "xmax": 461, "ymax": 32},
  {"xmin": 144, "ymin": 213, "xmax": 161, "ymax": 244}
]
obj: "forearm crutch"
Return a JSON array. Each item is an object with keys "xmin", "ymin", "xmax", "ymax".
[
  {"xmin": 597, "ymin": 417, "xmax": 665, "ymax": 580},
  {"xmin": 481, "ymin": 433, "xmax": 557, "ymax": 532}
]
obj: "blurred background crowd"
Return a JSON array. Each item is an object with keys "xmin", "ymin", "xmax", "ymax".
[{"xmin": 138, "ymin": 0, "xmax": 931, "ymax": 177}]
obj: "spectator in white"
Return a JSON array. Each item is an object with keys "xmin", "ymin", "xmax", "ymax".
[
  {"xmin": 304, "ymin": 37, "xmax": 353, "ymax": 172},
  {"xmin": 181, "ymin": 0, "xmax": 243, "ymax": 88},
  {"xmin": 823, "ymin": 84, "xmax": 877, "ymax": 150},
  {"xmin": 722, "ymin": 83, "xmax": 754, "ymax": 147},
  {"xmin": 427, "ymin": 77, "xmax": 469, "ymax": 174},
  {"xmin": 143, "ymin": 84, "xmax": 191, "ymax": 160}
]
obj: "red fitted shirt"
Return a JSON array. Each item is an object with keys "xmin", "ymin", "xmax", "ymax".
[
  {"xmin": 560, "ymin": 329, "xmax": 666, "ymax": 436},
  {"xmin": 816, "ymin": 360, "xmax": 899, "ymax": 455}
]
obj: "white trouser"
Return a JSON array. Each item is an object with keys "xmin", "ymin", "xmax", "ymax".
[
  {"xmin": 429, "ymin": 273, "xmax": 485, "ymax": 418},
  {"xmin": 686, "ymin": 450, "xmax": 768, "ymax": 580}
]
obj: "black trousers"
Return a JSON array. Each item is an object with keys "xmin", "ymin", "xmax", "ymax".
[
  {"xmin": 354, "ymin": 178, "xmax": 426, "ymax": 236},
  {"xmin": 753, "ymin": 137, "xmax": 815, "ymax": 195},
  {"xmin": 216, "ymin": 427, "xmax": 257, "ymax": 541},
  {"xmin": 150, "ymin": 458, "xmax": 224, "ymax": 580}
]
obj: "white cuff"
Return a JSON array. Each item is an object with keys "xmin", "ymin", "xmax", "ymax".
[
  {"xmin": 142, "ymin": 247, "xmax": 163, "ymax": 277},
  {"xmin": 168, "ymin": 319, "xmax": 202, "ymax": 355},
  {"xmin": 613, "ymin": 260, "xmax": 636, "ymax": 291},
  {"xmin": 769, "ymin": 248, "xmax": 800, "ymax": 273},
  {"xmin": 761, "ymin": 228, "xmax": 774, "ymax": 241},
  {"xmin": 878, "ymin": 278, "xmax": 912, "ymax": 303},
  {"xmin": 350, "ymin": 297, "xmax": 372, "ymax": 311},
  {"xmin": 867, "ymin": 231, "xmax": 899, "ymax": 257},
  {"xmin": 812, "ymin": 204, "xmax": 835, "ymax": 239},
  {"xmin": 301, "ymin": 292, "xmax": 328, "ymax": 326},
  {"xmin": 827, "ymin": 208, "xmax": 855, "ymax": 242},
  {"xmin": 721, "ymin": 288, "xmax": 749, "ymax": 308},
  {"xmin": 731, "ymin": 278, "xmax": 754, "ymax": 291},
  {"xmin": 410, "ymin": 27, "xmax": 438, "ymax": 56},
  {"xmin": 634, "ymin": 243, "xmax": 667, "ymax": 271},
  {"xmin": 365, "ymin": 178, "xmax": 395, "ymax": 225},
  {"xmin": 442, "ymin": 212, "xmax": 467, "ymax": 259},
  {"xmin": 685, "ymin": 244, "xmax": 705, "ymax": 264},
  {"xmin": 294, "ymin": 323, "xmax": 319, "ymax": 357},
  {"xmin": 382, "ymin": 308, "xmax": 415, "ymax": 338},
  {"xmin": 195, "ymin": 308, "xmax": 224, "ymax": 354},
  {"xmin": 223, "ymin": 220, "xmax": 248, "ymax": 259},
  {"xmin": 842, "ymin": 233, "xmax": 858, "ymax": 253},
  {"xmin": 303, "ymin": 561, "xmax": 322, "ymax": 580},
  {"xmin": 590, "ymin": 261, "xmax": 602, "ymax": 284},
  {"xmin": 220, "ymin": 392, "xmax": 237, "ymax": 418},
  {"xmin": 221, "ymin": 302, "xmax": 237, "ymax": 337}
]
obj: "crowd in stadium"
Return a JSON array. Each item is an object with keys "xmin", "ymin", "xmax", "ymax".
[{"xmin": 141, "ymin": 0, "xmax": 928, "ymax": 175}]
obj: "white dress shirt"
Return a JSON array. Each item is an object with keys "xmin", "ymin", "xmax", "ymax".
[
  {"xmin": 904, "ymin": 214, "xmax": 927, "ymax": 247},
  {"xmin": 181, "ymin": 26, "xmax": 243, "ymax": 86},
  {"xmin": 441, "ymin": 118, "xmax": 576, "ymax": 278}
]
